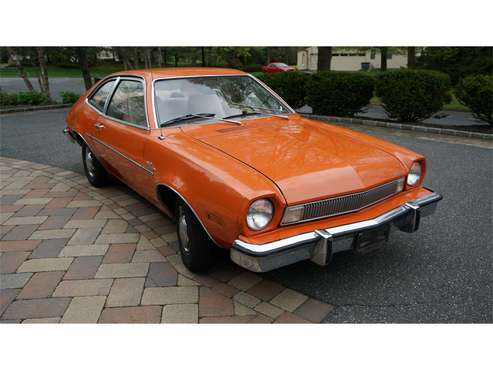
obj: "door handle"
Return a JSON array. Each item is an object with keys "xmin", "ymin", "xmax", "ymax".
[{"xmin": 94, "ymin": 123, "xmax": 105, "ymax": 129}]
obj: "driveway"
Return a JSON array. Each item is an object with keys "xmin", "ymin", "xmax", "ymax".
[{"xmin": 1, "ymin": 109, "xmax": 492, "ymax": 323}]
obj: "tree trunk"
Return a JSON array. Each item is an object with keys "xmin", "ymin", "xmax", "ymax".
[
  {"xmin": 156, "ymin": 47, "xmax": 164, "ymax": 67},
  {"xmin": 36, "ymin": 47, "xmax": 50, "ymax": 100},
  {"xmin": 144, "ymin": 48, "xmax": 152, "ymax": 69},
  {"xmin": 133, "ymin": 48, "xmax": 140, "ymax": 69},
  {"xmin": 76, "ymin": 47, "xmax": 92, "ymax": 90},
  {"xmin": 407, "ymin": 47, "xmax": 416, "ymax": 68},
  {"xmin": 380, "ymin": 47, "xmax": 388, "ymax": 71},
  {"xmin": 175, "ymin": 54, "xmax": 178, "ymax": 67},
  {"xmin": 201, "ymin": 47, "xmax": 206, "ymax": 67},
  {"xmin": 7, "ymin": 47, "xmax": 34, "ymax": 91},
  {"xmin": 317, "ymin": 47, "xmax": 332, "ymax": 71}
]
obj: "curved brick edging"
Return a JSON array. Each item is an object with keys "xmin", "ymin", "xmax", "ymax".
[
  {"xmin": 304, "ymin": 114, "xmax": 493, "ymax": 141},
  {"xmin": 0, "ymin": 104, "xmax": 72, "ymax": 115},
  {"xmin": 0, "ymin": 156, "xmax": 334, "ymax": 323}
]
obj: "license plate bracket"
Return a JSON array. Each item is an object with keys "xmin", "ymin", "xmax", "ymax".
[{"xmin": 353, "ymin": 225, "xmax": 390, "ymax": 255}]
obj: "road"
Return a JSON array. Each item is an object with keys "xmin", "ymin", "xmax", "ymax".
[
  {"xmin": 0, "ymin": 77, "xmax": 86, "ymax": 102},
  {"xmin": 1, "ymin": 108, "xmax": 491, "ymax": 323}
]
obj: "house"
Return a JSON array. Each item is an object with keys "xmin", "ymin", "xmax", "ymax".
[{"xmin": 297, "ymin": 47, "xmax": 412, "ymax": 72}]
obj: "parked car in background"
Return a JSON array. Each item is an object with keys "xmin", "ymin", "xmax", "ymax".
[
  {"xmin": 261, "ymin": 62, "xmax": 293, "ymax": 73},
  {"xmin": 64, "ymin": 67, "xmax": 442, "ymax": 273}
]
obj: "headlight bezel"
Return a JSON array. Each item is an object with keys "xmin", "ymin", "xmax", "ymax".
[{"xmin": 246, "ymin": 198, "xmax": 274, "ymax": 231}]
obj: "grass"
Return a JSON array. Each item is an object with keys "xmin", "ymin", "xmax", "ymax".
[{"xmin": 0, "ymin": 65, "xmax": 121, "ymax": 78}]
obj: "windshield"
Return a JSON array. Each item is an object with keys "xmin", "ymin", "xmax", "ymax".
[{"xmin": 154, "ymin": 75, "xmax": 290, "ymax": 125}]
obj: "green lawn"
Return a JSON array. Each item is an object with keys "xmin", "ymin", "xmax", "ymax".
[{"xmin": 0, "ymin": 66, "xmax": 121, "ymax": 79}]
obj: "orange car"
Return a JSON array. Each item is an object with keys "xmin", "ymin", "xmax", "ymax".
[{"xmin": 64, "ymin": 67, "xmax": 442, "ymax": 273}]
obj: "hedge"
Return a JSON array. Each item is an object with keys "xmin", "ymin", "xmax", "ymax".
[
  {"xmin": 61, "ymin": 91, "xmax": 81, "ymax": 104},
  {"xmin": 375, "ymin": 69, "xmax": 451, "ymax": 122},
  {"xmin": 0, "ymin": 91, "xmax": 51, "ymax": 107},
  {"xmin": 456, "ymin": 74, "xmax": 493, "ymax": 125},
  {"xmin": 253, "ymin": 72, "xmax": 309, "ymax": 109},
  {"xmin": 305, "ymin": 72, "xmax": 375, "ymax": 116}
]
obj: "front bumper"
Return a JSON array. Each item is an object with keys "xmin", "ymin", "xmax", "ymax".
[{"xmin": 231, "ymin": 190, "xmax": 442, "ymax": 272}]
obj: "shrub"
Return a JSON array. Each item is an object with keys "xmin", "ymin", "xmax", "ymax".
[
  {"xmin": 305, "ymin": 72, "xmax": 375, "ymax": 116},
  {"xmin": 61, "ymin": 91, "xmax": 81, "ymax": 104},
  {"xmin": 0, "ymin": 92, "xmax": 19, "ymax": 107},
  {"xmin": 17, "ymin": 91, "xmax": 51, "ymax": 105},
  {"xmin": 375, "ymin": 69, "xmax": 451, "ymax": 122},
  {"xmin": 254, "ymin": 72, "xmax": 309, "ymax": 109},
  {"xmin": 456, "ymin": 74, "xmax": 493, "ymax": 125}
]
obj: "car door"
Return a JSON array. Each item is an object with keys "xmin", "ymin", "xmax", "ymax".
[
  {"xmin": 93, "ymin": 76, "xmax": 156, "ymax": 199},
  {"xmin": 84, "ymin": 78, "xmax": 118, "ymax": 154}
]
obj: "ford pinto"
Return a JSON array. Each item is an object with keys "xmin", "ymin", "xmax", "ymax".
[{"xmin": 64, "ymin": 67, "xmax": 442, "ymax": 273}]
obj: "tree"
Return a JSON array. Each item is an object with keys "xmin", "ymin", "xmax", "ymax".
[
  {"xmin": 201, "ymin": 47, "xmax": 206, "ymax": 67},
  {"xmin": 76, "ymin": 47, "xmax": 92, "ymax": 90},
  {"xmin": 407, "ymin": 47, "xmax": 416, "ymax": 68},
  {"xmin": 380, "ymin": 47, "xmax": 388, "ymax": 71},
  {"xmin": 317, "ymin": 47, "xmax": 332, "ymax": 71},
  {"xmin": 417, "ymin": 47, "xmax": 493, "ymax": 85},
  {"xmin": 36, "ymin": 47, "xmax": 51, "ymax": 100},
  {"xmin": 6, "ymin": 47, "xmax": 34, "ymax": 91}
]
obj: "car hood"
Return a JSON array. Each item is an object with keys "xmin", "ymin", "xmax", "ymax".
[{"xmin": 181, "ymin": 116, "xmax": 407, "ymax": 204}]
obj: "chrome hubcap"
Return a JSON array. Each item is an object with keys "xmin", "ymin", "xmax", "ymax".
[
  {"xmin": 178, "ymin": 212, "xmax": 190, "ymax": 253},
  {"xmin": 85, "ymin": 150, "xmax": 96, "ymax": 178}
]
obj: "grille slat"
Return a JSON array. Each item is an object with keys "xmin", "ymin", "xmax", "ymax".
[{"xmin": 298, "ymin": 179, "xmax": 401, "ymax": 223}]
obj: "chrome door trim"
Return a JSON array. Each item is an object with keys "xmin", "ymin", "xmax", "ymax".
[
  {"xmin": 91, "ymin": 136, "xmax": 154, "ymax": 175},
  {"xmin": 155, "ymin": 183, "xmax": 220, "ymax": 246},
  {"xmin": 151, "ymin": 74, "xmax": 296, "ymax": 129}
]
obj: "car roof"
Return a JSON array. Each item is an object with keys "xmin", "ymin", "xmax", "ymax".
[{"xmin": 110, "ymin": 67, "xmax": 248, "ymax": 80}]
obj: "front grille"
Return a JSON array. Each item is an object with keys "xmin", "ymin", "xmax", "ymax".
[{"xmin": 295, "ymin": 179, "xmax": 403, "ymax": 224}]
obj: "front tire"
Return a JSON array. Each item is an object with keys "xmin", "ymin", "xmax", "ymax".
[
  {"xmin": 176, "ymin": 201, "xmax": 215, "ymax": 272},
  {"xmin": 82, "ymin": 145, "xmax": 109, "ymax": 187}
]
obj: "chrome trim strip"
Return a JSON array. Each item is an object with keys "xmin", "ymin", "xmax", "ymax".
[
  {"xmin": 85, "ymin": 75, "xmax": 150, "ymax": 131},
  {"xmin": 155, "ymin": 183, "xmax": 220, "ymax": 246},
  {"xmin": 91, "ymin": 136, "xmax": 153, "ymax": 175},
  {"xmin": 233, "ymin": 191, "xmax": 442, "ymax": 256},
  {"xmin": 281, "ymin": 178, "xmax": 404, "ymax": 226},
  {"xmin": 151, "ymin": 74, "xmax": 296, "ymax": 129}
]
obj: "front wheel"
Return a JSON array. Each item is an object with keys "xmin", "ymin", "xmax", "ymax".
[
  {"xmin": 82, "ymin": 145, "xmax": 109, "ymax": 187},
  {"xmin": 176, "ymin": 201, "xmax": 215, "ymax": 272}
]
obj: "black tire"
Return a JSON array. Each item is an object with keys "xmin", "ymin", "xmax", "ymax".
[
  {"xmin": 82, "ymin": 145, "xmax": 109, "ymax": 187},
  {"xmin": 176, "ymin": 200, "xmax": 215, "ymax": 272}
]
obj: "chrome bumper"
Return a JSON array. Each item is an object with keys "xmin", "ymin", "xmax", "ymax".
[{"xmin": 231, "ymin": 191, "xmax": 442, "ymax": 272}]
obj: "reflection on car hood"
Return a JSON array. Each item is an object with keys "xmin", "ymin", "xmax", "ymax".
[{"xmin": 181, "ymin": 115, "xmax": 407, "ymax": 204}]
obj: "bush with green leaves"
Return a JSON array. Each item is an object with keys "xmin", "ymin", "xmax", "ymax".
[
  {"xmin": 305, "ymin": 72, "xmax": 375, "ymax": 116},
  {"xmin": 0, "ymin": 91, "xmax": 19, "ymax": 107},
  {"xmin": 375, "ymin": 69, "xmax": 451, "ymax": 122},
  {"xmin": 17, "ymin": 91, "xmax": 51, "ymax": 105},
  {"xmin": 456, "ymin": 74, "xmax": 493, "ymax": 125},
  {"xmin": 253, "ymin": 72, "xmax": 309, "ymax": 109},
  {"xmin": 61, "ymin": 91, "xmax": 81, "ymax": 104}
]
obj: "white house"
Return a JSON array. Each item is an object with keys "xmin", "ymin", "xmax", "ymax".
[{"xmin": 297, "ymin": 47, "xmax": 411, "ymax": 72}]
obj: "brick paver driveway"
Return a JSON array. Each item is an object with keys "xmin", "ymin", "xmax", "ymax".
[{"xmin": 0, "ymin": 156, "xmax": 333, "ymax": 323}]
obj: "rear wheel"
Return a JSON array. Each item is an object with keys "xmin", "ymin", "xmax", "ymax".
[
  {"xmin": 82, "ymin": 145, "xmax": 109, "ymax": 187},
  {"xmin": 176, "ymin": 200, "xmax": 215, "ymax": 272}
]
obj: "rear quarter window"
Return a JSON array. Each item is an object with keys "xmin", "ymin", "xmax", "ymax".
[{"xmin": 88, "ymin": 79, "xmax": 116, "ymax": 112}]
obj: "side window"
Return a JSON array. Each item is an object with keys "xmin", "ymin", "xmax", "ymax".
[
  {"xmin": 88, "ymin": 80, "xmax": 116, "ymax": 112},
  {"xmin": 106, "ymin": 80, "xmax": 147, "ymax": 127}
]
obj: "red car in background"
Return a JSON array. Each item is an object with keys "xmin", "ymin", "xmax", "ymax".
[{"xmin": 261, "ymin": 62, "xmax": 293, "ymax": 73}]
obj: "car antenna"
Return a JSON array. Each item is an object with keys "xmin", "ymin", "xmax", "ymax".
[{"xmin": 158, "ymin": 124, "xmax": 165, "ymax": 140}]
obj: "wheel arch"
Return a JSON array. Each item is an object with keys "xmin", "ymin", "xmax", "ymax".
[{"xmin": 155, "ymin": 183, "xmax": 220, "ymax": 246}]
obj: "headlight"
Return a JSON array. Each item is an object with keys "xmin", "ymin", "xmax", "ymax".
[
  {"xmin": 246, "ymin": 199, "xmax": 274, "ymax": 231},
  {"xmin": 407, "ymin": 162, "xmax": 422, "ymax": 186}
]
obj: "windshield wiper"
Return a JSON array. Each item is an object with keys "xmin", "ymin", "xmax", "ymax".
[
  {"xmin": 222, "ymin": 111, "xmax": 263, "ymax": 120},
  {"xmin": 160, "ymin": 113, "xmax": 216, "ymax": 127},
  {"xmin": 231, "ymin": 104, "xmax": 290, "ymax": 119}
]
